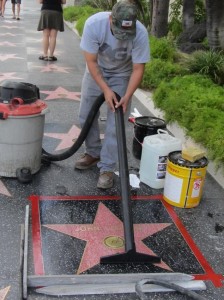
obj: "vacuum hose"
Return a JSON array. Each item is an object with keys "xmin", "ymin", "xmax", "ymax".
[{"xmin": 41, "ymin": 92, "xmax": 121, "ymax": 162}]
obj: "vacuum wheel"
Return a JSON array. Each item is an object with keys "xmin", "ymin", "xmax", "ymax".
[{"xmin": 16, "ymin": 168, "xmax": 32, "ymax": 183}]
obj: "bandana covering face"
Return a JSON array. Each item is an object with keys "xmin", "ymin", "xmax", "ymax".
[{"xmin": 111, "ymin": 1, "xmax": 137, "ymax": 40}]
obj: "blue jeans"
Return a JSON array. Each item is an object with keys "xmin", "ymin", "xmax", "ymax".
[{"xmin": 79, "ymin": 72, "xmax": 131, "ymax": 172}]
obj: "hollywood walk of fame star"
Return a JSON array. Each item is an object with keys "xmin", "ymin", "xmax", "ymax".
[
  {"xmin": 0, "ymin": 286, "xmax": 10, "ymax": 299},
  {"xmin": 45, "ymin": 203, "xmax": 172, "ymax": 274},
  {"xmin": 41, "ymin": 87, "xmax": 81, "ymax": 101},
  {"xmin": 1, "ymin": 26, "xmax": 18, "ymax": 29},
  {"xmin": 0, "ymin": 54, "xmax": 24, "ymax": 62},
  {"xmin": 0, "ymin": 180, "xmax": 11, "ymax": 197},
  {"xmin": 38, "ymin": 64, "xmax": 72, "ymax": 73},
  {"xmin": 44, "ymin": 125, "xmax": 81, "ymax": 151},
  {"xmin": 44, "ymin": 125, "xmax": 104, "ymax": 151},
  {"xmin": 4, "ymin": 20, "xmax": 16, "ymax": 24},
  {"xmin": 0, "ymin": 42, "xmax": 17, "ymax": 47},
  {"xmin": 0, "ymin": 33, "xmax": 21, "ymax": 37},
  {"xmin": 0, "ymin": 72, "xmax": 23, "ymax": 82}
]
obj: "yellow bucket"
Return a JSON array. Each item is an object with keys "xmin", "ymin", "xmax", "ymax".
[{"xmin": 163, "ymin": 151, "xmax": 208, "ymax": 208}]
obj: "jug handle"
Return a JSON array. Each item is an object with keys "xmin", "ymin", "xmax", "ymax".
[{"xmin": 157, "ymin": 129, "xmax": 168, "ymax": 135}]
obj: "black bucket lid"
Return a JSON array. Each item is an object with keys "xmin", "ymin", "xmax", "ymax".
[
  {"xmin": 168, "ymin": 151, "xmax": 208, "ymax": 168},
  {"xmin": 135, "ymin": 116, "xmax": 166, "ymax": 128},
  {"xmin": 0, "ymin": 81, "xmax": 40, "ymax": 104}
]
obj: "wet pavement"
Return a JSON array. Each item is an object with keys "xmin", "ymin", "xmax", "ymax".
[{"xmin": 0, "ymin": 1, "xmax": 224, "ymax": 299}]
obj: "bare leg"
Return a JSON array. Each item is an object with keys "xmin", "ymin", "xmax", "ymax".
[
  {"xmin": 42, "ymin": 29, "xmax": 50, "ymax": 57},
  {"xmin": 49, "ymin": 29, "xmax": 58, "ymax": 57},
  {"xmin": 16, "ymin": 3, "xmax": 20, "ymax": 19},
  {"xmin": 1, "ymin": 0, "xmax": 6, "ymax": 17},
  {"xmin": 12, "ymin": 3, "xmax": 15, "ymax": 18}
]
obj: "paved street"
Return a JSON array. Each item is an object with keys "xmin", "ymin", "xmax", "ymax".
[{"xmin": 0, "ymin": 1, "xmax": 224, "ymax": 299}]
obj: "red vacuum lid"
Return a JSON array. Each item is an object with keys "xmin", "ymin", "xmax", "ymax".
[{"xmin": 0, "ymin": 98, "xmax": 48, "ymax": 119}]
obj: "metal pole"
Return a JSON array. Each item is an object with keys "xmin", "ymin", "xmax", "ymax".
[{"xmin": 100, "ymin": 95, "xmax": 161, "ymax": 264}]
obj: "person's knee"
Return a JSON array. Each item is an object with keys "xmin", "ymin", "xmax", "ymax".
[
  {"xmin": 50, "ymin": 29, "xmax": 58, "ymax": 38},
  {"xmin": 43, "ymin": 29, "xmax": 50, "ymax": 37}
]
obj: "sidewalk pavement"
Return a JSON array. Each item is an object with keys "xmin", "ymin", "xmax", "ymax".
[{"xmin": 0, "ymin": 1, "xmax": 224, "ymax": 299}]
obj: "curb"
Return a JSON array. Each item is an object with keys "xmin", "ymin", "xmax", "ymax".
[{"xmin": 134, "ymin": 88, "xmax": 224, "ymax": 189}]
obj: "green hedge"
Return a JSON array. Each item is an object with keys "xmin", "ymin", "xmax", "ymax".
[
  {"xmin": 63, "ymin": 5, "xmax": 102, "ymax": 35},
  {"xmin": 141, "ymin": 58, "xmax": 187, "ymax": 90},
  {"xmin": 63, "ymin": 5, "xmax": 102, "ymax": 22},
  {"xmin": 150, "ymin": 36, "xmax": 176, "ymax": 61},
  {"xmin": 153, "ymin": 74, "xmax": 224, "ymax": 166}
]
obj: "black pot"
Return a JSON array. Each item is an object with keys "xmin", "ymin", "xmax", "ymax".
[{"xmin": 132, "ymin": 116, "xmax": 166, "ymax": 159}]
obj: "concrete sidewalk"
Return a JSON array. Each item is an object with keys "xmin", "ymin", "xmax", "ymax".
[{"xmin": 0, "ymin": 1, "xmax": 224, "ymax": 299}]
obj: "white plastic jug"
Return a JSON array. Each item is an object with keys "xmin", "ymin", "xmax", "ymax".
[{"xmin": 139, "ymin": 129, "xmax": 182, "ymax": 189}]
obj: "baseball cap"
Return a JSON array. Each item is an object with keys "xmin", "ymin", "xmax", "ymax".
[{"xmin": 111, "ymin": 1, "xmax": 137, "ymax": 40}]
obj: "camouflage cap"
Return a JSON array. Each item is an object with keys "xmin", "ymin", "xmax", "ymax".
[{"xmin": 111, "ymin": 1, "xmax": 137, "ymax": 40}]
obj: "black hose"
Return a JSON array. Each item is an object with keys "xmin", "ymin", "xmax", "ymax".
[
  {"xmin": 41, "ymin": 92, "xmax": 120, "ymax": 162},
  {"xmin": 135, "ymin": 279, "xmax": 207, "ymax": 300}
]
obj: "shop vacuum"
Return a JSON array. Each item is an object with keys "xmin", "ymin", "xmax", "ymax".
[
  {"xmin": 0, "ymin": 80, "xmax": 108, "ymax": 183},
  {"xmin": 0, "ymin": 81, "xmax": 48, "ymax": 183}
]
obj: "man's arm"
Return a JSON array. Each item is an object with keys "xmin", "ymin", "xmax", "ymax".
[
  {"xmin": 83, "ymin": 51, "xmax": 119, "ymax": 112},
  {"xmin": 115, "ymin": 63, "xmax": 145, "ymax": 112}
]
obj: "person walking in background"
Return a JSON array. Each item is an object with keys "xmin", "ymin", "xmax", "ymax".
[
  {"xmin": 12, "ymin": 0, "xmax": 21, "ymax": 20},
  {"xmin": 0, "ymin": 0, "xmax": 2, "ymax": 16},
  {"xmin": 37, "ymin": 0, "xmax": 66, "ymax": 61},
  {"xmin": 74, "ymin": 0, "xmax": 150, "ymax": 189},
  {"xmin": 1, "ymin": 0, "xmax": 7, "ymax": 17}
]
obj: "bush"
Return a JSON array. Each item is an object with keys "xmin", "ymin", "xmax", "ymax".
[
  {"xmin": 153, "ymin": 74, "xmax": 224, "ymax": 165},
  {"xmin": 150, "ymin": 36, "xmax": 176, "ymax": 61},
  {"xmin": 63, "ymin": 6, "xmax": 84, "ymax": 22},
  {"xmin": 83, "ymin": 0, "xmax": 116, "ymax": 10},
  {"xmin": 187, "ymin": 50, "xmax": 224, "ymax": 85},
  {"xmin": 63, "ymin": 5, "xmax": 102, "ymax": 23},
  {"xmin": 168, "ymin": 19, "xmax": 182, "ymax": 39},
  {"xmin": 141, "ymin": 58, "xmax": 187, "ymax": 90},
  {"xmin": 75, "ymin": 14, "xmax": 89, "ymax": 36}
]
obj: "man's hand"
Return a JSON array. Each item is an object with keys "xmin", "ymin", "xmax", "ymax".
[
  {"xmin": 115, "ymin": 95, "xmax": 130, "ymax": 113},
  {"xmin": 104, "ymin": 89, "xmax": 119, "ymax": 112}
]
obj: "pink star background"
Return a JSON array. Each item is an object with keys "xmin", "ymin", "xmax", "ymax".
[
  {"xmin": 0, "ymin": 181, "xmax": 11, "ymax": 197},
  {"xmin": 0, "ymin": 33, "xmax": 17, "ymax": 36},
  {"xmin": 41, "ymin": 87, "xmax": 81, "ymax": 101},
  {"xmin": 0, "ymin": 286, "xmax": 10, "ymax": 299},
  {"xmin": 0, "ymin": 73, "xmax": 23, "ymax": 82},
  {"xmin": 44, "ymin": 125, "xmax": 104, "ymax": 151},
  {"xmin": 0, "ymin": 54, "xmax": 24, "ymax": 62},
  {"xmin": 44, "ymin": 125, "xmax": 81, "ymax": 151},
  {"xmin": 0, "ymin": 42, "xmax": 16, "ymax": 47},
  {"xmin": 39, "ymin": 64, "xmax": 72, "ymax": 73},
  {"xmin": 1, "ymin": 26, "xmax": 18, "ymax": 29},
  {"xmin": 45, "ymin": 203, "xmax": 172, "ymax": 274}
]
